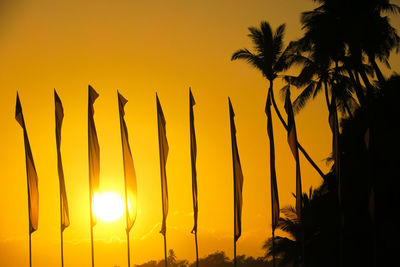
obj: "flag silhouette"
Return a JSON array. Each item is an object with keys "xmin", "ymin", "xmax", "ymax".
[
  {"xmin": 118, "ymin": 91, "xmax": 138, "ymax": 232},
  {"xmin": 265, "ymin": 93, "xmax": 279, "ymax": 230},
  {"xmin": 88, "ymin": 85, "xmax": 100, "ymax": 226},
  {"xmin": 54, "ymin": 90, "xmax": 70, "ymax": 231},
  {"xmin": 189, "ymin": 89, "xmax": 198, "ymax": 234},
  {"xmin": 15, "ymin": 93, "xmax": 39, "ymax": 233},
  {"xmin": 284, "ymin": 90, "xmax": 302, "ymax": 218},
  {"xmin": 228, "ymin": 98, "xmax": 244, "ymax": 242},
  {"xmin": 156, "ymin": 94, "xmax": 169, "ymax": 236}
]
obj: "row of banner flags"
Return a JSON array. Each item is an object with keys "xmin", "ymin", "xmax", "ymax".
[{"xmin": 15, "ymin": 85, "xmax": 338, "ymax": 267}]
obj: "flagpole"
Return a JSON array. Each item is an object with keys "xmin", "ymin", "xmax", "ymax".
[
  {"xmin": 272, "ymin": 229, "xmax": 276, "ymax": 267},
  {"xmin": 156, "ymin": 95, "xmax": 169, "ymax": 267},
  {"xmin": 233, "ymin": 189, "xmax": 237, "ymax": 267},
  {"xmin": 59, "ymin": 161, "xmax": 64, "ymax": 267},
  {"xmin": 60, "ymin": 230, "xmax": 64, "ymax": 267},
  {"xmin": 234, "ymin": 241, "xmax": 237, "ymax": 267},
  {"xmin": 163, "ymin": 232, "xmax": 167, "ymax": 267},
  {"xmin": 125, "ymin": 184, "xmax": 131, "ymax": 267},
  {"xmin": 233, "ymin": 146, "xmax": 237, "ymax": 267},
  {"xmin": 29, "ymin": 232, "xmax": 32, "ymax": 267},
  {"xmin": 189, "ymin": 88, "xmax": 199, "ymax": 267},
  {"xmin": 266, "ymin": 89, "xmax": 278, "ymax": 267},
  {"xmin": 27, "ymin": 171, "xmax": 32, "ymax": 267},
  {"xmin": 194, "ymin": 232, "xmax": 199, "ymax": 267},
  {"xmin": 89, "ymin": 197, "xmax": 95, "ymax": 267},
  {"xmin": 233, "ymin": 142, "xmax": 237, "ymax": 267},
  {"xmin": 229, "ymin": 98, "xmax": 237, "ymax": 267},
  {"xmin": 125, "ymin": 193, "xmax": 131, "ymax": 267},
  {"xmin": 59, "ymin": 193, "xmax": 64, "ymax": 267},
  {"xmin": 90, "ymin": 224, "xmax": 94, "ymax": 267},
  {"xmin": 87, "ymin": 86, "xmax": 99, "ymax": 267},
  {"xmin": 126, "ymin": 230, "xmax": 131, "ymax": 267}
]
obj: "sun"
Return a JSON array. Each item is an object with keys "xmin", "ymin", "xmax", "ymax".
[{"xmin": 93, "ymin": 192, "xmax": 124, "ymax": 222}]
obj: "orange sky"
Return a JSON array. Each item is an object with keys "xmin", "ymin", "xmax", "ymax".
[{"xmin": 1, "ymin": 0, "xmax": 399, "ymax": 266}]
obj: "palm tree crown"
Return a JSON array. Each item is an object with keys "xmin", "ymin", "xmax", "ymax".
[{"xmin": 231, "ymin": 21, "xmax": 294, "ymax": 82}]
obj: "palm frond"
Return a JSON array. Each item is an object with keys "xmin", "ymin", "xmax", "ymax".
[
  {"xmin": 231, "ymin": 48, "xmax": 264, "ymax": 73},
  {"xmin": 279, "ymin": 84, "xmax": 290, "ymax": 101},
  {"xmin": 271, "ymin": 24, "xmax": 286, "ymax": 64},
  {"xmin": 274, "ymin": 41, "xmax": 298, "ymax": 73},
  {"xmin": 312, "ymin": 79, "xmax": 324, "ymax": 98},
  {"xmin": 295, "ymin": 64, "xmax": 317, "ymax": 87},
  {"xmin": 248, "ymin": 26, "xmax": 266, "ymax": 55},
  {"xmin": 378, "ymin": 3, "xmax": 400, "ymax": 14},
  {"xmin": 293, "ymin": 82, "xmax": 316, "ymax": 113}
]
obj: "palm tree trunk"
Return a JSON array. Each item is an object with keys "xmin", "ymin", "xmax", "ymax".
[
  {"xmin": 324, "ymin": 81, "xmax": 330, "ymax": 110},
  {"xmin": 268, "ymin": 80, "xmax": 326, "ymax": 179}
]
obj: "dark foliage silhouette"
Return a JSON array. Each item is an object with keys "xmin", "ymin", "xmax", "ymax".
[
  {"xmin": 135, "ymin": 250, "xmax": 273, "ymax": 267},
  {"xmin": 263, "ymin": 75, "xmax": 400, "ymax": 266},
  {"xmin": 228, "ymin": 1, "xmax": 400, "ymax": 267}
]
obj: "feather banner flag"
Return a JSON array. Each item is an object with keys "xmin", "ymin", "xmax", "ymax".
[
  {"xmin": 118, "ymin": 91, "xmax": 138, "ymax": 232},
  {"xmin": 189, "ymin": 89, "xmax": 198, "ymax": 234},
  {"xmin": 54, "ymin": 90, "xmax": 70, "ymax": 231},
  {"xmin": 156, "ymin": 94, "xmax": 169, "ymax": 236},
  {"xmin": 284, "ymin": 90, "xmax": 302, "ymax": 218},
  {"xmin": 265, "ymin": 93, "xmax": 279, "ymax": 231},
  {"xmin": 88, "ymin": 85, "xmax": 100, "ymax": 227},
  {"xmin": 15, "ymin": 92, "xmax": 39, "ymax": 233},
  {"xmin": 228, "ymin": 98, "xmax": 244, "ymax": 242}
]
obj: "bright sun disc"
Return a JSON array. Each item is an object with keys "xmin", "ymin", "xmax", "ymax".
[{"xmin": 93, "ymin": 192, "xmax": 124, "ymax": 222}]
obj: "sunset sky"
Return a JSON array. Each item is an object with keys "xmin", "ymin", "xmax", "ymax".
[{"xmin": 1, "ymin": 1, "xmax": 399, "ymax": 266}]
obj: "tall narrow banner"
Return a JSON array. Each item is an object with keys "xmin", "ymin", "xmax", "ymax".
[
  {"xmin": 88, "ymin": 85, "xmax": 100, "ymax": 227},
  {"xmin": 189, "ymin": 89, "xmax": 198, "ymax": 234},
  {"xmin": 228, "ymin": 98, "xmax": 244, "ymax": 242},
  {"xmin": 156, "ymin": 94, "xmax": 169, "ymax": 236},
  {"xmin": 328, "ymin": 96, "xmax": 341, "ymax": 204},
  {"xmin": 118, "ymin": 91, "xmax": 138, "ymax": 232},
  {"xmin": 284, "ymin": 90, "xmax": 302, "ymax": 218},
  {"xmin": 54, "ymin": 90, "xmax": 70, "ymax": 231},
  {"xmin": 15, "ymin": 93, "xmax": 39, "ymax": 233},
  {"xmin": 265, "ymin": 93, "xmax": 279, "ymax": 231}
]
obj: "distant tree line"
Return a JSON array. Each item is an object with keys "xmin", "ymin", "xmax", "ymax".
[{"xmin": 135, "ymin": 249, "xmax": 273, "ymax": 267}]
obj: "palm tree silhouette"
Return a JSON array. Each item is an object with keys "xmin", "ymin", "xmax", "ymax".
[
  {"xmin": 361, "ymin": 14, "xmax": 400, "ymax": 84},
  {"xmin": 231, "ymin": 21, "xmax": 294, "ymax": 115},
  {"xmin": 231, "ymin": 21, "xmax": 325, "ymax": 179},
  {"xmin": 281, "ymin": 50, "xmax": 358, "ymax": 118},
  {"xmin": 263, "ymin": 186, "xmax": 342, "ymax": 267},
  {"xmin": 263, "ymin": 205, "xmax": 303, "ymax": 267},
  {"xmin": 300, "ymin": 0, "xmax": 400, "ymax": 104}
]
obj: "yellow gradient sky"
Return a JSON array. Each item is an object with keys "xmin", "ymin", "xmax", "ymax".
[{"xmin": 1, "ymin": 1, "xmax": 399, "ymax": 266}]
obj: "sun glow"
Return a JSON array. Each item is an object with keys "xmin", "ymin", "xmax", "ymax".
[{"xmin": 93, "ymin": 192, "xmax": 124, "ymax": 222}]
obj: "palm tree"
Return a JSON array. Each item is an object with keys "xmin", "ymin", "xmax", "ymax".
[
  {"xmin": 231, "ymin": 21, "xmax": 294, "ymax": 111},
  {"xmin": 298, "ymin": 1, "xmax": 371, "ymax": 107},
  {"xmin": 361, "ymin": 14, "xmax": 400, "ymax": 84},
  {"xmin": 282, "ymin": 50, "xmax": 358, "ymax": 119},
  {"xmin": 231, "ymin": 21, "xmax": 325, "ymax": 179},
  {"xmin": 300, "ymin": 0, "xmax": 400, "ymax": 104},
  {"xmin": 263, "ymin": 206, "xmax": 303, "ymax": 267},
  {"xmin": 263, "ymin": 186, "xmax": 342, "ymax": 267}
]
